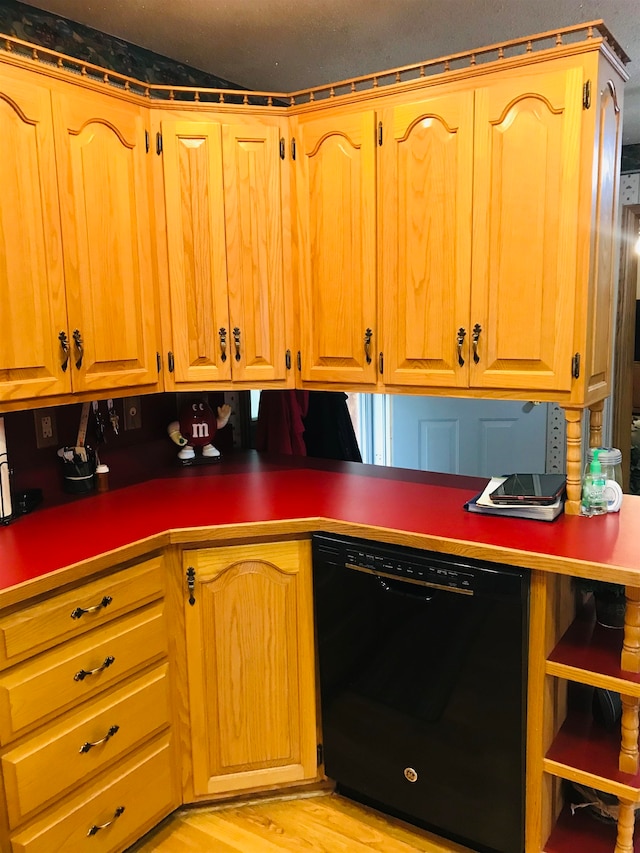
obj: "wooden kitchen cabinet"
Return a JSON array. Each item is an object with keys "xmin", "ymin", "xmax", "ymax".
[
  {"xmin": 182, "ymin": 540, "xmax": 318, "ymax": 799},
  {"xmin": 294, "ymin": 107, "xmax": 378, "ymax": 386},
  {"xmin": 380, "ymin": 64, "xmax": 585, "ymax": 395},
  {"xmin": 156, "ymin": 113, "xmax": 294, "ymax": 390},
  {"xmin": 0, "ymin": 553, "xmax": 178, "ymax": 853},
  {"xmin": 51, "ymin": 85, "xmax": 160, "ymax": 395},
  {"xmin": 0, "ymin": 66, "xmax": 71, "ymax": 403},
  {"xmin": 379, "ymin": 87, "xmax": 475, "ymax": 389}
]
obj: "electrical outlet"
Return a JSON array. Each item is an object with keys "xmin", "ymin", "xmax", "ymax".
[
  {"xmin": 34, "ymin": 408, "xmax": 58, "ymax": 449},
  {"xmin": 123, "ymin": 396, "xmax": 142, "ymax": 430}
]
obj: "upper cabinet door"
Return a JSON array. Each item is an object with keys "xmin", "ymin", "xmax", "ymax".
[
  {"xmin": 380, "ymin": 90, "xmax": 474, "ymax": 388},
  {"xmin": 160, "ymin": 120, "xmax": 231, "ymax": 385},
  {"xmin": 52, "ymin": 88, "xmax": 159, "ymax": 393},
  {"xmin": 471, "ymin": 66, "xmax": 583, "ymax": 392},
  {"xmin": 295, "ymin": 109, "xmax": 377, "ymax": 385},
  {"xmin": 0, "ymin": 69, "xmax": 71, "ymax": 402},
  {"xmin": 222, "ymin": 120, "xmax": 290, "ymax": 384}
]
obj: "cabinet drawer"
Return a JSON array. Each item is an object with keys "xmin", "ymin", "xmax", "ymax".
[
  {"xmin": 0, "ymin": 557, "xmax": 164, "ymax": 668},
  {"xmin": 0, "ymin": 603, "xmax": 166, "ymax": 744},
  {"xmin": 3, "ymin": 664, "xmax": 171, "ymax": 828},
  {"xmin": 10, "ymin": 734, "xmax": 177, "ymax": 853}
]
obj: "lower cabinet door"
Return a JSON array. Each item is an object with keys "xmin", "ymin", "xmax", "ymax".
[
  {"xmin": 10, "ymin": 734, "xmax": 177, "ymax": 853},
  {"xmin": 183, "ymin": 541, "xmax": 318, "ymax": 797}
]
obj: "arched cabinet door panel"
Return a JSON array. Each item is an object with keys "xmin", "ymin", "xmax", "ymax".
[
  {"xmin": 471, "ymin": 66, "xmax": 583, "ymax": 393},
  {"xmin": 0, "ymin": 68, "xmax": 70, "ymax": 402},
  {"xmin": 295, "ymin": 109, "xmax": 378, "ymax": 385},
  {"xmin": 380, "ymin": 90, "xmax": 474, "ymax": 389},
  {"xmin": 52, "ymin": 87, "xmax": 159, "ymax": 393},
  {"xmin": 183, "ymin": 541, "xmax": 317, "ymax": 797}
]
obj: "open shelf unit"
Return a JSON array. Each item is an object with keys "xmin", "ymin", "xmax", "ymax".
[{"xmin": 541, "ymin": 593, "xmax": 640, "ymax": 852}]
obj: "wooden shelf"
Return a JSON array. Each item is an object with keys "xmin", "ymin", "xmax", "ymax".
[
  {"xmin": 545, "ymin": 709, "xmax": 640, "ymax": 800},
  {"xmin": 547, "ymin": 610, "xmax": 640, "ymax": 695},
  {"xmin": 544, "ymin": 802, "xmax": 639, "ymax": 853}
]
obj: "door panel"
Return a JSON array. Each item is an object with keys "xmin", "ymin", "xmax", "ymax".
[
  {"xmin": 380, "ymin": 91, "xmax": 474, "ymax": 388},
  {"xmin": 0, "ymin": 70, "xmax": 70, "ymax": 401},
  {"xmin": 391, "ymin": 396, "xmax": 548, "ymax": 477},
  {"xmin": 296, "ymin": 110, "xmax": 377, "ymax": 384},
  {"xmin": 471, "ymin": 67, "xmax": 583, "ymax": 392},
  {"xmin": 222, "ymin": 121, "xmax": 289, "ymax": 383},
  {"xmin": 184, "ymin": 541, "xmax": 317, "ymax": 796},
  {"xmin": 161, "ymin": 120, "xmax": 231, "ymax": 384},
  {"xmin": 53, "ymin": 87, "xmax": 159, "ymax": 393}
]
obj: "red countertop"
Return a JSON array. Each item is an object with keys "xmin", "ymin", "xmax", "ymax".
[{"xmin": 1, "ymin": 454, "xmax": 640, "ymax": 606}]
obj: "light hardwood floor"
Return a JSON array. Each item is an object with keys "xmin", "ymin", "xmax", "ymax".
[{"xmin": 128, "ymin": 793, "xmax": 472, "ymax": 852}]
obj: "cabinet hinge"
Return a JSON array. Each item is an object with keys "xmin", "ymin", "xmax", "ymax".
[
  {"xmin": 379, "ymin": 352, "xmax": 384, "ymax": 375},
  {"xmin": 145, "ymin": 130, "xmax": 150, "ymax": 153},
  {"xmin": 279, "ymin": 137, "xmax": 286, "ymax": 160},
  {"xmin": 317, "ymin": 743, "xmax": 324, "ymax": 767},
  {"xmin": 186, "ymin": 567, "xmax": 196, "ymax": 606},
  {"xmin": 378, "ymin": 121, "xmax": 383, "ymax": 146},
  {"xmin": 167, "ymin": 351, "xmax": 175, "ymax": 373},
  {"xmin": 291, "ymin": 137, "xmax": 296, "ymax": 161},
  {"xmin": 285, "ymin": 349, "xmax": 292, "ymax": 370},
  {"xmin": 583, "ymin": 80, "xmax": 591, "ymax": 110},
  {"xmin": 296, "ymin": 350, "xmax": 301, "ymax": 371},
  {"xmin": 572, "ymin": 352, "xmax": 581, "ymax": 379},
  {"xmin": 156, "ymin": 351, "xmax": 161, "ymax": 373},
  {"xmin": 156, "ymin": 131, "xmax": 163, "ymax": 155}
]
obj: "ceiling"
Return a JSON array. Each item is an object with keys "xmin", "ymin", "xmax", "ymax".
[{"xmin": 21, "ymin": 0, "xmax": 640, "ymax": 145}]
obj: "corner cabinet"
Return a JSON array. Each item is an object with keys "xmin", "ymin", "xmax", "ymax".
[
  {"xmin": 154, "ymin": 112, "xmax": 294, "ymax": 391},
  {"xmin": 181, "ymin": 540, "xmax": 318, "ymax": 798}
]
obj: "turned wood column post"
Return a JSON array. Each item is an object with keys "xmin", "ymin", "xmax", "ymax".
[
  {"xmin": 619, "ymin": 694, "xmax": 639, "ymax": 775},
  {"xmin": 561, "ymin": 407, "xmax": 583, "ymax": 515},
  {"xmin": 589, "ymin": 400, "xmax": 604, "ymax": 448},
  {"xmin": 615, "ymin": 800, "xmax": 636, "ymax": 853},
  {"xmin": 622, "ymin": 587, "xmax": 640, "ymax": 673}
]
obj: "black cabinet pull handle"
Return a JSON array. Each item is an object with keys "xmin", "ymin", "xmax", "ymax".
[
  {"xmin": 472, "ymin": 323, "xmax": 482, "ymax": 364},
  {"xmin": 79, "ymin": 724, "xmax": 120, "ymax": 754},
  {"xmin": 71, "ymin": 595, "xmax": 112, "ymax": 620},
  {"xmin": 456, "ymin": 327, "xmax": 466, "ymax": 367},
  {"xmin": 72, "ymin": 329, "xmax": 84, "ymax": 369},
  {"xmin": 219, "ymin": 328, "xmax": 227, "ymax": 362},
  {"xmin": 87, "ymin": 806, "xmax": 125, "ymax": 836},
  {"xmin": 59, "ymin": 331, "xmax": 70, "ymax": 372},
  {"xmin": 74, "ymin": 655, "xmax": 115, "ymax": 682},
  {"xmin": 364, "ymin": 328, "xmax": 373, "ymax": 365},
  {"xmin": 233, "ymin": 327, "xmax": 241, "ymax": 361}
]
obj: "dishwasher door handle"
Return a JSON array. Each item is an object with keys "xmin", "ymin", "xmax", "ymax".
[{"xmin": 375, "ymin": 575, "xmax": 434, "ymax": 601}]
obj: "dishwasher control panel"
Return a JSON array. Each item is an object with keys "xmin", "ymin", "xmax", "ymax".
[
  {"xmin": 313, "ymin": 532, "xmax": 527, "ymax": 598},
  {"xmin": 344, "ymin": 545, "xmax": 475, "ymax": 592}
]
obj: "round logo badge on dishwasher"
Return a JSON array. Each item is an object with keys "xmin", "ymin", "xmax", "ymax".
[{"xmin": 404, "ymin": 767, "xmax": 418, "ymax": 782}]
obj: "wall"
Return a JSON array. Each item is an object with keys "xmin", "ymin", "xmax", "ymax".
[
  {"xmin": 1, "ymin": 394, "xmax": 234, "ymax": 512},
  {"xmin": 0, "ymin": 0, "xmax": 240, "ymax": 89}
]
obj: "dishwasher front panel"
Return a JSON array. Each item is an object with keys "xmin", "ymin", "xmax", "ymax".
[{"xmin": 312, "ymin": 533, "xmax": 529, "ymax": 853}]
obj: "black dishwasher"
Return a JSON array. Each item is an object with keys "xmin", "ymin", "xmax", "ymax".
[{"xmin": 312, "ymin": 533, "xmax": 529, "ymax": 853}]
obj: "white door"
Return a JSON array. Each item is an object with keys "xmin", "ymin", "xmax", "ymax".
[{"xmin": 390, "ymin": 397, "xmax": 548, "ymax": 477}]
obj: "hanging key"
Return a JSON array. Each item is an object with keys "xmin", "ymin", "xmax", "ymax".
[
  {"xmin": 107, "ymin": 399, "xmax": 120, "ymax": 436},
  {"xmin": 92, "ymin": 400, "xmax": 106, "ymax": 445}
]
